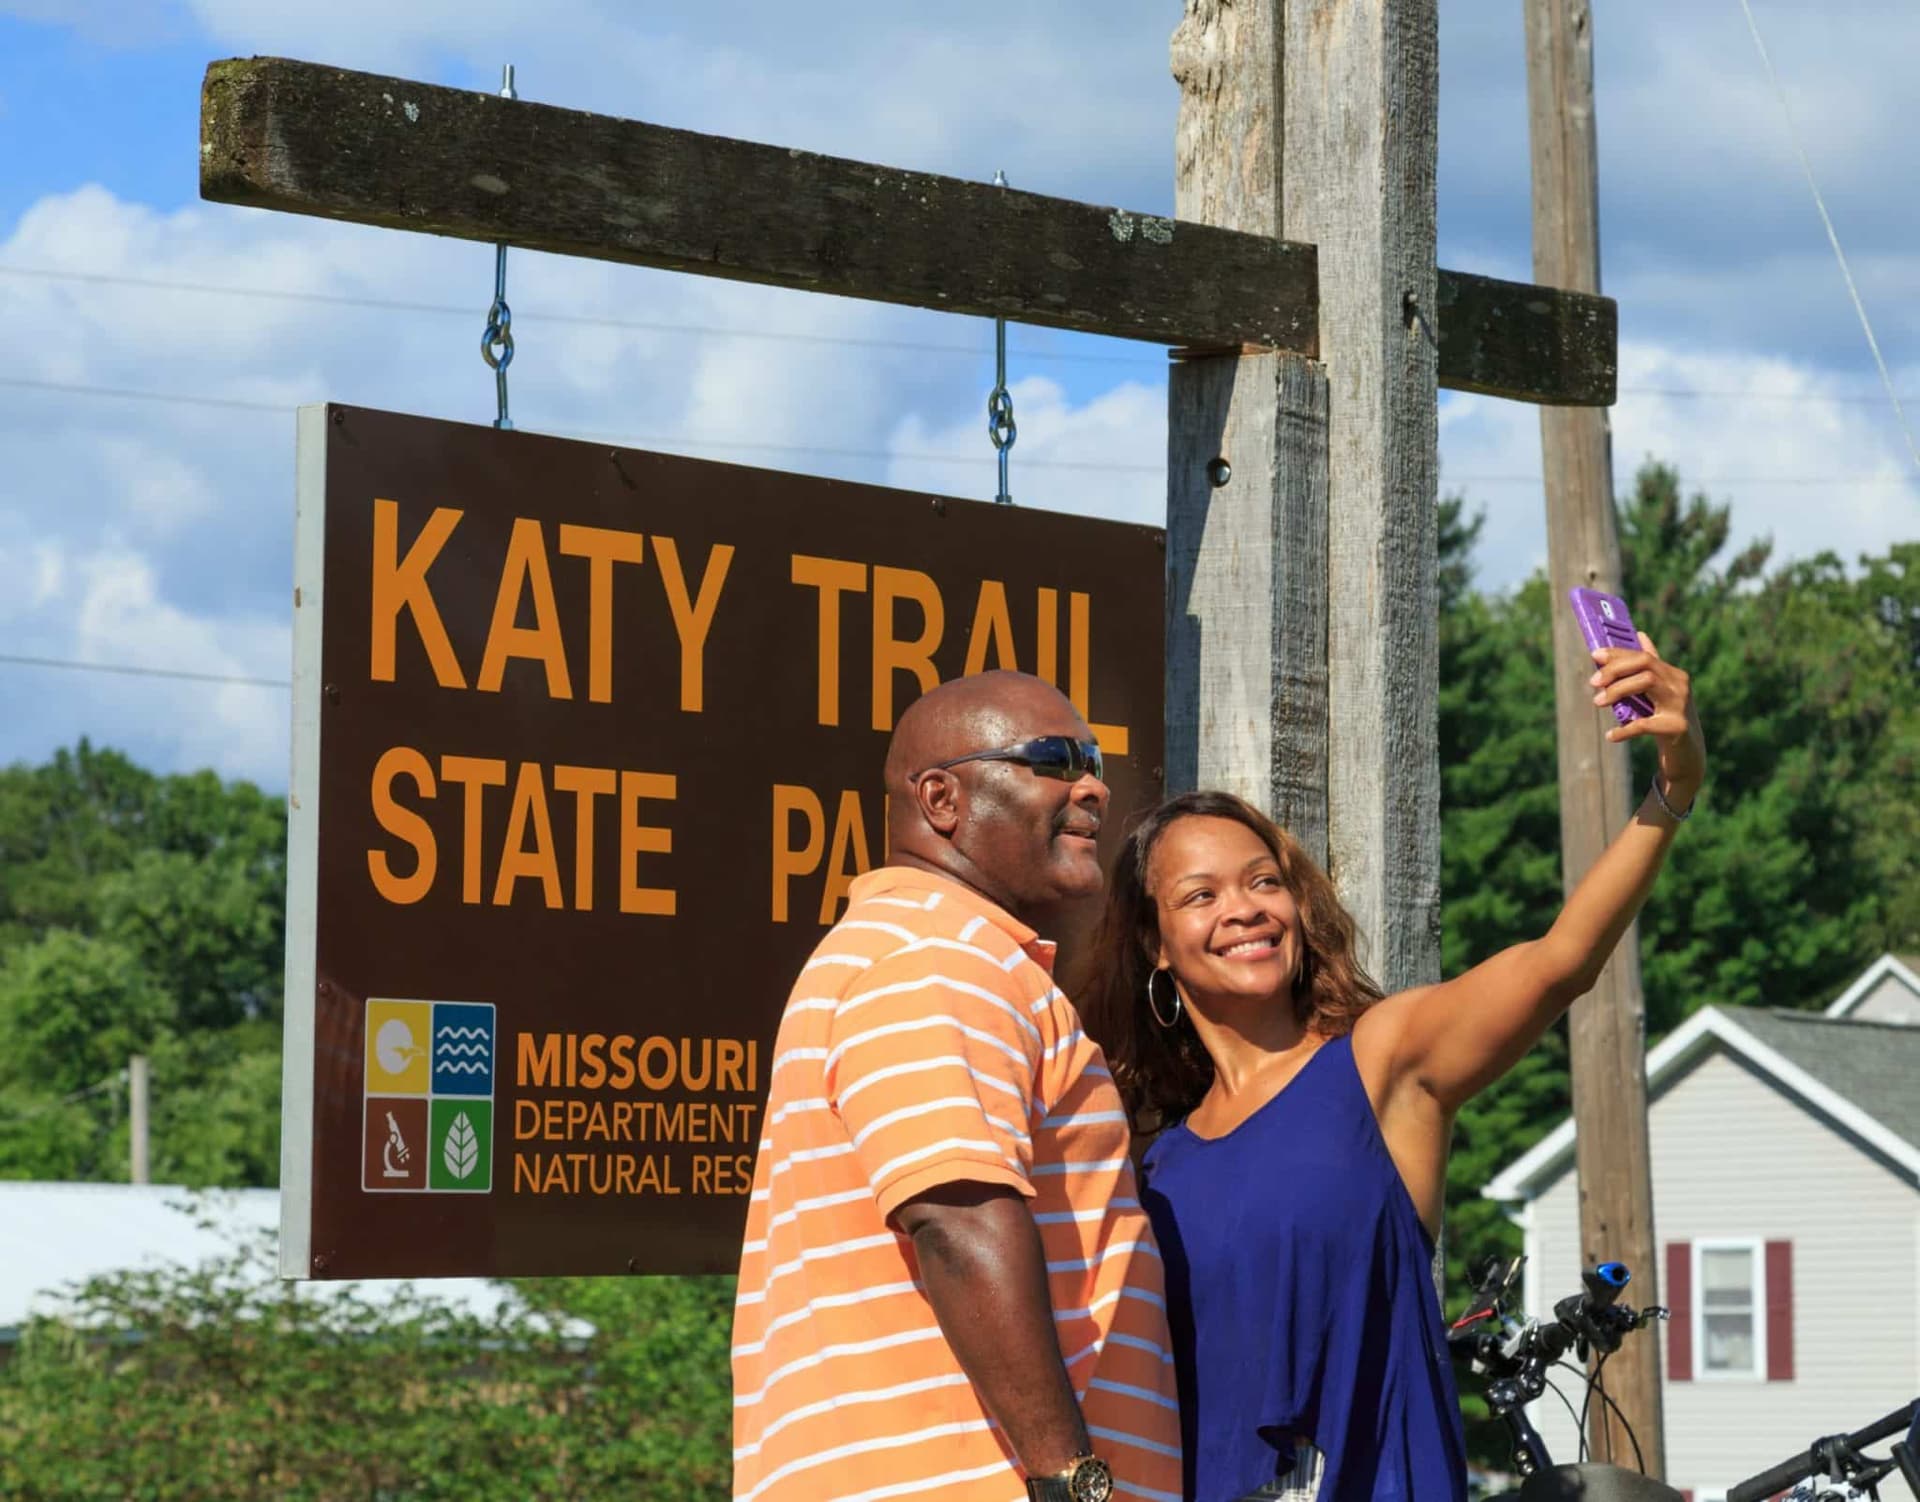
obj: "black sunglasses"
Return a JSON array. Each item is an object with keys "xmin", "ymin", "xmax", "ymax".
[{"xmin": 912, "ymin": 735, "xmax": 1104, "ymax": 784}]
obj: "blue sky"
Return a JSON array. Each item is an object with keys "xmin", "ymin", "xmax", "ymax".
[{"xmin": 1, "ymin": 0, "xmax": 1915, "ymax": 788}]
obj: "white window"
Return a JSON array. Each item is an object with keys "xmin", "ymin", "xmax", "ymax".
[{"xmin": 1695, "ymin": 1239, "xmax": 1766, "ymax": 1379}]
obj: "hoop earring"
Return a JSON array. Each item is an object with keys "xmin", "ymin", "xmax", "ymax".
[{"xmin": 1145, "ymin": 967, "xmax": 1182, "ymax": 1029}]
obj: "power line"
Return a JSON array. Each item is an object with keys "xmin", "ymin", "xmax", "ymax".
[
  {"xmin": 1734, "ymin": 0, "xmax": 1920, "ymax": 472},
  {"xmin": 1620, "ymin": 386, "xmax": 1920, "ymax": 407},
  {"xmin": 6, "ymin": 262, "xmax": 1917, "ymax": 408},
  {"xmin": 0, "ymin": 262, "xmax": 1154, "ymax": 368},
  {"xmin": 1443, "ymin": 473, "xmax": 1915, "ymax": 488},
  {"xmin": 3, "ymin": 374, "xmax": 1915, "ymax": 487},
  {"xmin": 1, "ymin": 1069, "xmax": 126, "ymax": 1119},
  {"xmin": 0, "ymin": 653, "xmax": 290, "ymax": 690},
  {"xmin": 0, "ymin": 374, "xmax": 1160, "ymax": 474},
  {"xmin": 0, "ymin": 375, "xmax": 283, "ymax": 414}
]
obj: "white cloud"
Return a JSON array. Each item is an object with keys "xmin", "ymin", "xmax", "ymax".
[
  {"xmin": 0, "ymin": 535, "xmax": 65, "ymax": 621},
  {"xmin": 1440, "ymin": 340, "xmax": 1920, "ymax": 594},
  {"xmin": 884, "ymin": 375, "xmax": 1163, "ymax": 524},
  {"xmin": 1, "ymin": 537, "xmax": 288, "ymax": 782}
]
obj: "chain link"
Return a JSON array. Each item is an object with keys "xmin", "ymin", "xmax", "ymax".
[
  {"xmin": 481, "ymin": 65, "xmax": 518, "ymax": 430},
  {"xmin": 987, "ymin": 169, "xmax": 1015, "ymax": 505}
]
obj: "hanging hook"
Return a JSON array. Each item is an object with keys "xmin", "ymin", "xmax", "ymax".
[
  {"xmin": 481, "ymin": 64, "xmax": 518, "ymax": 430},
  {"xmin": 987, "ymin": 169, "xmax": 1016, "ymax": 505}
]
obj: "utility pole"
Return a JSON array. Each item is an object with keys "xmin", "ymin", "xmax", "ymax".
[
  {"xmin": 129, "ymin": 1054, "xmax": 151, "ymax": 1185},
  {"xmin": 1525, "ymin": 0, "xmax": 1666, "ymax": 1471}
]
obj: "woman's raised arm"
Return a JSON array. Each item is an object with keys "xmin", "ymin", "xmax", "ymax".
[{"xmin": 1370, "ymin": 632, "xmax": 1706, "ymax": 1112}]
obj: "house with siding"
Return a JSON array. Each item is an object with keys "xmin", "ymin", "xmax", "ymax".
[{"xmin": 1483, "ymin": 954, "xmax": 1920, "ymax": 1499}]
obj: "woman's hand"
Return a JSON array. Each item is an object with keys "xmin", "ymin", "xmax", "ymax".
[{"xmin": 1592, "ymin": 631, "xmax": 1706, "ymax": 808}]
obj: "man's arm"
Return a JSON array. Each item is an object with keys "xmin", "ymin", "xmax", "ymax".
[{"xmin": 893, "ymin": 1182, "xmax": 1088, "ymax": 1477}]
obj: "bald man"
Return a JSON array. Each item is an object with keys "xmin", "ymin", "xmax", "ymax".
[{"xmin": 732, "ymin": 672, "xmax": 1180, "ymax": 1502}]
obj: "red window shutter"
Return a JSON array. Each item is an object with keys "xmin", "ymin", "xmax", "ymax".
[
  {"xmin": 1666, "ymin": 1240, "xmax": 1693, "ymax": 1381},
  {"xmin": 1766, "ymin": 1240, "xmax": 1794, "ymax": 1381}
]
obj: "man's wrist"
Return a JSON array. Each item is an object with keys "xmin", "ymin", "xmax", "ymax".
[{"xmin": 1025, "ymin": 1453, "xmax": 1113, "ymax": 1502}]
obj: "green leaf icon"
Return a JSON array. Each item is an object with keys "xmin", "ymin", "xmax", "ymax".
[{"xmin": 443, "ymin": 1111, "xmax": 479, "ymax": 1181}]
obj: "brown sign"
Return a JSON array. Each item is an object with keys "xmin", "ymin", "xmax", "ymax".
[{"xmin": 281, "ymin": 405, "xmax": 1165, "ymax": 1279}]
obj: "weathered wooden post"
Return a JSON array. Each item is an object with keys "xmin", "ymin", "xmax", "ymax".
[
  {"xmin": 1168, "ymin": 0, "xmax": 1440, "ymax": 996},
  {"xmin": 1526, "ymin": 0, "xmax": 1667, "ymax": 1469},
  {"xmin": 1167, "ymin": 1, "xmax": 1332, "ymax": 869}
]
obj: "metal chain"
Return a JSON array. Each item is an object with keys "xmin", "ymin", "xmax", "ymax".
[
  {"xmin": 987, "ymin": 169, "xmax": 1016, "ymax": 504},
  {"xmin": 481, "ymin": 64, "xmax": 518, "ymax": 430}
]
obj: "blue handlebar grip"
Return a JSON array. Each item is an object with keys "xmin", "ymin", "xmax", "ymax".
[{"xmin": 1595, "ymin": 1262, "xmax": 1630, "ymax": 1288}]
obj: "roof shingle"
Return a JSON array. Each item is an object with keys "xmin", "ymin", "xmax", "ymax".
[{"xmin": 1734, "ymin": 1008, "xmax": 1920, "ymax": 1153}]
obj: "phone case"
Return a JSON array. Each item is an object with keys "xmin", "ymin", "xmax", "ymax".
[{"xmin": 1567, "ymin": 587, "xmax": 1653, "ymax": 724}]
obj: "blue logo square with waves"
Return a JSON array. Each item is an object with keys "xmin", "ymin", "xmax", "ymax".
[{"xmin": 430, "ymin": 1002, "xmax": 496, "ymax": 1097}]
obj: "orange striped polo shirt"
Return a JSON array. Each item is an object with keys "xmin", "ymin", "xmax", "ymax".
[{"xmin": 731, "ymin": 867, "xmax": 1181, "ymax": 1502}]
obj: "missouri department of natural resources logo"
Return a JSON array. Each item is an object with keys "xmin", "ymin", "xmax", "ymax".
[{"xmin": 361, "ymin": 999, "xmax": 495, "ymax": 1194}]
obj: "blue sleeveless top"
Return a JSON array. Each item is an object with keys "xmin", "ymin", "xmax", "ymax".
[{"xmin": 1140, "ymin": 1034, "xmax": 1467, "ymax": 1502}]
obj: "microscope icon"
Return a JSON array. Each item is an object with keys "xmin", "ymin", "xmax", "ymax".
[{"xmin": 382, "ymin": 1111, "xmax": 412, "ymax": 1180}]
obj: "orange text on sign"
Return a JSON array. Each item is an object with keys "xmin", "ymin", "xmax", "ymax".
[{"xmin": 367, "ymin": 748, "xmax": 677, "ymax": 912}]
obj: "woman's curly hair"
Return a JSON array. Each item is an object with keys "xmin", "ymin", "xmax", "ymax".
[{"xmin": 1076, "ymin": 790, "xmax": 1384, "ymax": 1130}]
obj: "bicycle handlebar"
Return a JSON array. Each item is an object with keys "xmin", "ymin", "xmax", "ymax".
[{"xmin": 1726, "ymin": 1400, "xmax": 1919, "ymax": 1502}]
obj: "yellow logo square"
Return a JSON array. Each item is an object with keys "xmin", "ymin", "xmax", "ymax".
[{"xmin": 365, "ymin": 1000, "xmax": 431, "ymax": 1095}]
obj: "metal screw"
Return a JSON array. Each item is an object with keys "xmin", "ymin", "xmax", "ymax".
[
  {"xmin": 331, "ymin": 409, "xmax": 344, "ymax": 426},
  {"xmin": 1206, "ymin": 457, "xmax": 1232, "ymax": 487},
  {"xmin": 313, "ymin": 1253, "xmax": 329, "ymax": 1273},
  {"xmin": 1152, "ymin": 766, "xmax": 1165, "ymax": 781},
  {"xmin": 626, "ymin": 1256, "xmax": 640, "ymax": 1273},
  {"xmin": 931, "ymin": 497, "xmax": 947, "ymax": 516},
  {"xmin": 324, "ymin": 683, "xmax": 340, "ymax": 705}
]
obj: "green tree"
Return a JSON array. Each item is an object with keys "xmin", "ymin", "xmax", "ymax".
[{"xmin": 0, "ymin": 744, "xmax": 286, "ymax": 1185}]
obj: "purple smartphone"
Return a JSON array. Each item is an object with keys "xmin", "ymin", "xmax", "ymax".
[{"xmin": 1567, "ymin": 587, "xmax": 1653, "ymax": 724}]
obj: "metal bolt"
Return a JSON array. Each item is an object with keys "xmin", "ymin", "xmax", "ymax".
[
  {"xmin": 1206, "ymin": 457, "xmax": 1232, "ymax": 488},
  {"xmin": 931, "ymin": 498, "xmax": 947, "ymax": 516},
  {"xmin": 324, "ymin": 683, "xmax": 340, "ymax": 705},
  {"xmin": 331, "ymin": 409, "xmax": 344, "ymax": 426},
  {"xmin": 313, "ymin": 1253, "xmax": 329, "ymax": 1273},
  {"xmin": 1152, "ymin": 766, "xmax": 1165, "ymax": 782},
  {"xmin": 626, "ymin": 1256, "xmax": 640, "ymax": 1274}
]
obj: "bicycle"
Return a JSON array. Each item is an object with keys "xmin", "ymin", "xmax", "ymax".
[
  {"xmin": 1727, "ymin": 1399, "xmax": 1920, "ymax": 1502},
  {"xmin": 1448, "ymin": 1254, "xmax": 1683, "ymax": 1501}
]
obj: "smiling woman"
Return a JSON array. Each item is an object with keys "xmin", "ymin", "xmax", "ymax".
[
  {"xmin": 1082, "ymin": 796, "xmax": 1382, "ymax": 1128},
  {"xmin": 1079, "ymin": 634, "xmax": 1706, "ymax": 1502}
]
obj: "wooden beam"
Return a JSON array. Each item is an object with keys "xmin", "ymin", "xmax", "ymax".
[
  {"xmin": 198, "ymin": 56, "xmax": 1615, "ymax": 405},
  {"xmin": 1437, "ymin": 268, "xmax": 1616, "ymax": 406},
  {"xmin": 1527, "ymin": 0, "xmax": 1667, "ymax": 1472},
  {"xmin": 1283, "ymin": 0, "xmax": 1442, "ymax": 999},
  {"xmin": 200, "ymin": 56, "xmax": 1317, "ymax": 354},
  {"xmin": 1166, "ymin": 4, "xmax": 1330, "ymax": 861}
]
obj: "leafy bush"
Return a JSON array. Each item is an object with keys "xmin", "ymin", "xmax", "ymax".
[{"xmin": 0, "ymin": 1219, "xmax": 734, "ymax": 1500}]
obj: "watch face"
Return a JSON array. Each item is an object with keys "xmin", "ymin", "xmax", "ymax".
[{"xmin": 1068, "ymin": 1457, "xmax": 1114, "ymax": 1502}]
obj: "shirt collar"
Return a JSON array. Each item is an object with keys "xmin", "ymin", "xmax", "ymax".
[{"xmin": 848, "ymin": 866, "xmax": 1058, "ymax": 975}]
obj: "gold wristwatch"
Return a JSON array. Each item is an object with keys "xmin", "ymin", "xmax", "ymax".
[{"xmin": 1025, "ymin": 1453, "xmax": 1114, "ymax": 1502}]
